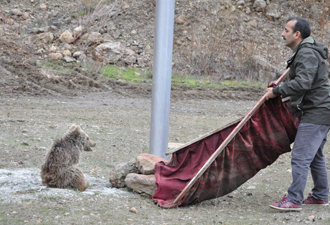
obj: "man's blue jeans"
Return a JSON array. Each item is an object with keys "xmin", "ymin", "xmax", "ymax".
[{"xmin": 287, "ymin": 123, "xmax": 330, "ymax": 205}]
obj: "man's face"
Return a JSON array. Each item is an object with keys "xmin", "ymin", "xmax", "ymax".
[{"xmin": 281, "ymin": 20, "xmax": 299, "ymax": 50}]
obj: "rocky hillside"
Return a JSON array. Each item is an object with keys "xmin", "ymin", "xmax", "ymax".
[{"xmin": 0, "ymin": 0, "xmax": 329, "ymax": 96}]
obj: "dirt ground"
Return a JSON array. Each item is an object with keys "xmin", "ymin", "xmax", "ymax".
[
  {"xmin": 1, "ymin": 90, "xmax": 330, "ymax": 225},
  {"xmin": 1, "ymin": 0, "xmax": 330, "ymax": 224}
]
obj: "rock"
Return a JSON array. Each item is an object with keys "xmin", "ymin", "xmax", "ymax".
[
  {"xmin": 40, "ymin": 3, "xmax": 47, "ymax": 11},
  {"xmin": 22, "ymin": 12, "xmax": 29, "ymax": 20},
  {"xmin": 63, "ymin": 55, "xmax": 75, "ymax": 63},
  {"xmin": 61, "ymin": 43, "xmax": 72, "ymax": 50},
  {"xmin": 122, "ymin": 3, "xmax": 129, "ymax": 10},
  {"xmin": 87, "ymin": 32, "xmax": 102, "ymax": 45},
  {"xmin": 175, "ymin": 15, "xmax": 187, "ymax": 25},
  {"xmin": 10, "ymin": 9, "xmax": 23, "ymax": 16},
  {"xmin": 36, "ymin": 48, "xmax": 46, "ymax": 54},
  {"xmin": 73, "ymin": 26, "xmax": 83, "ymax": 37},
  {"xmin": 129, "ymin": 207, "xmax": 137, "ymax": 213},
  {"xmin": 50, "ymin": 25, "xmax": 58, "ymax": 31},
  {"xmin": 130, "ymin": 30, "xmax": 137, "ymax": 36},
  {"xmin": 125, "ymin": 173, "xmax": 157, "ymax": 197},
  {"xmin": 236, "ymin": 0, "xmax": 245, "ymax": 6},
  {"xmin": 266, "ymin": 4, "xmax": 281, "ymax": 21},
  {"xmin": 109, "ymin": 162, "xmax": 139, "ymax": 188},
  {"xmin": 93, "ymin": 42, "xmax": 123, "ymax": 63},
  {"xmin": 49, "ymin": 45, "xmax": 57, "ymax": 52},
  {"xmin": 63, "ymin": 50, "xmax": 71, "ymax": 56},
  {"xmin": 59, "ymin": 30, "xmax": 74, "ymax": 44},
  {"xmin": 123, "ymin": 55, "xmax": 137, "ymax": 66},
  {"xmin": 137, "ymin": 57, "xmax": 146, "ymax": 67},
  {"xmin": 126, "ymin": 48, "xmax": 135, "ymax": 56},
  {"xmin": 248, "ymin": 20, "xmax": 258, "ymax": 28},
  {"xmin": 48, "ymin": 53, "xmax": 62, "ymax": 60},
  {"xmin": 77, "ymin": 53, "xmax": 87, "ymax": 62},
  {"xmin": 112, "ymin": 30, "xmax": 122, "ymax": 39},
  {"xmin": 5, "ymin": 18, "xmax": 14, "ymax": 25},
  {"xmin": 72, "ymin": 51, "xmax": 84, "ymax": 58},
  {"xmin": 136, "ymin": 153, "xmax": 167, "ymax": 175},
  {"xmin": 246, "ymin": 185, "xmax": 256, "ymax": 190},
  {"xmin": 40, "ymin": 32, "xmax": 55, "ymax": 44},
  {"xmin": 253, "ymin": 0, "xmax": 267, "ymax": 12},
  {"xmin": 230, "ymin": 5, "xmax": 236, "ymax": 12}
]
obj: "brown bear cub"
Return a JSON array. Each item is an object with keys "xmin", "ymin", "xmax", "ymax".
[{"xmin": 41, "ymin": 125, "xmax": 96, "ymax": 191}]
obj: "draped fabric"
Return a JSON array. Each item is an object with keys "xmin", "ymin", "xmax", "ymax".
[{"xmin": 152, "ymin": 97, "xmax": 299, "ymax": 208}]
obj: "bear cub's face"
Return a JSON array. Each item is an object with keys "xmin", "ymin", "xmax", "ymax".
[
  {"xmin": 84, "ymin": 136, "xmax": 96, "ymax": 151},
  {"xmin": 69, "ymin": 125, "xmax": 96, "ymax": 151}
]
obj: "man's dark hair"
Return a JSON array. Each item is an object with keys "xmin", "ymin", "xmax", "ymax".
[{"xmin": 287, "ymin": 17, "xmax": 311, "ymax": 39}]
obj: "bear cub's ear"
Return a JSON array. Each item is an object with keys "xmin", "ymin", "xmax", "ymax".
[
  {"xmin": 69, "ymin": 125, "xmax": 81, "ymax": 137},
  {"xmin": 69, "ymin": 125, "xmax": 77, "ymax": 131}
]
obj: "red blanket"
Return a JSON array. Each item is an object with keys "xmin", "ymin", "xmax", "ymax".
[{"xmin": 152, "ymin": 97, "xmax": 299, "ymax": 208}]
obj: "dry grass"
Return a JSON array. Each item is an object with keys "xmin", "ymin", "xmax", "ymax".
[
  {"xmin": 176, "ymin": 15, "xmax": 267, "ymax": 83},
  {"xmin": 79, "ymin": 0, "xmax": 119, "ymax": 33}
]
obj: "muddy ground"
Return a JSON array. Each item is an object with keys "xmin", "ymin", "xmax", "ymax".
[{"xmin": 1, "ymin": 90, "xmax": 330, "ymax": 225}]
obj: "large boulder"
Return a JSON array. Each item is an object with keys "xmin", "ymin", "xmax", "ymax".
[
  {"xmin": 125, "ymin": 173, "xmax": 157, "ymax": 197},
  {"xmin": 109, "ymin": 162, "xmax": 139, "ymax": 188},
  {"xmin": 93, "ymin": 42, "xmax": 123, "ymax": 63},
  {"xmin": 136, "ymin": 153, "xmax": 167, "ymax": 175}
]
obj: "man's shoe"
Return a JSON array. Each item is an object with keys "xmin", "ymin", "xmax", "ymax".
[
  {"xmin": 269, "ymin": 195, "xmax": 302, "ymax": 211},
  {"xmin": 303, "ymin": 193, "xmax": 329, "ymax": 206}
]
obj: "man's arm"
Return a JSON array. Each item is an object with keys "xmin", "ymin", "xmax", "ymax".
[{"xmin": 274, "ymin": 50, "xmax": 317, "ymax": 97}]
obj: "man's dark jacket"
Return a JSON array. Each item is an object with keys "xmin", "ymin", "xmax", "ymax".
[{"xmin": 273, "ymin": 36, "xmax": 330, "ymax": 125}]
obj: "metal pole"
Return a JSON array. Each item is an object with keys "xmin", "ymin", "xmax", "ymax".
[{"xmin": 149, "ymin": 0, "xmax": 175, "ymax": 159}]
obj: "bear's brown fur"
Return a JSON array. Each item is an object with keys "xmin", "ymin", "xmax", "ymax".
[{"xmin": 41, "ymin": 125, "xmax": 96, "ymax": 191}]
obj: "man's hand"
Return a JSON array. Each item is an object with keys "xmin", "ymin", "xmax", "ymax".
[{"xmin": 265, "ymin": 87, "xmax": 276, "ymax": 100}]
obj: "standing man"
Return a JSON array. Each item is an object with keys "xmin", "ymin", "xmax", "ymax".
[{"xmin": 265, "ymin": 17, "xmax": 330, "ymax": 211}]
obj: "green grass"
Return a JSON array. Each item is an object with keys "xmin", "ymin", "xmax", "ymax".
[
  {"xmin": 101, "ymin": 65, "xmax": 152, "ymax": 82},
  {"xmin": 41, "ymin": 60, "xmax": 265, "ymax": 90},
  {"xmin": 0, "ymin": 219, "xmax": 10, "ymax": 223},
  {"xmin": 39, "ymin": 195, "xmax": 59, "ymax": 200},
  {"xmin": 101, "ymin": 64, "xmax": 264, "ymax": 89},
  {"xmin": 171, "ymin": 74, "xmax": 263, "ymax": 88},
  {"xmin": 41, "ymin": 61, "xmax": 74, "ymax": 74}
]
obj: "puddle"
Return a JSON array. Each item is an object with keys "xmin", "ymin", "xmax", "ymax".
[{"xmin": 0, "ymin": 168, "xmax": 128, "ymax": 202}]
